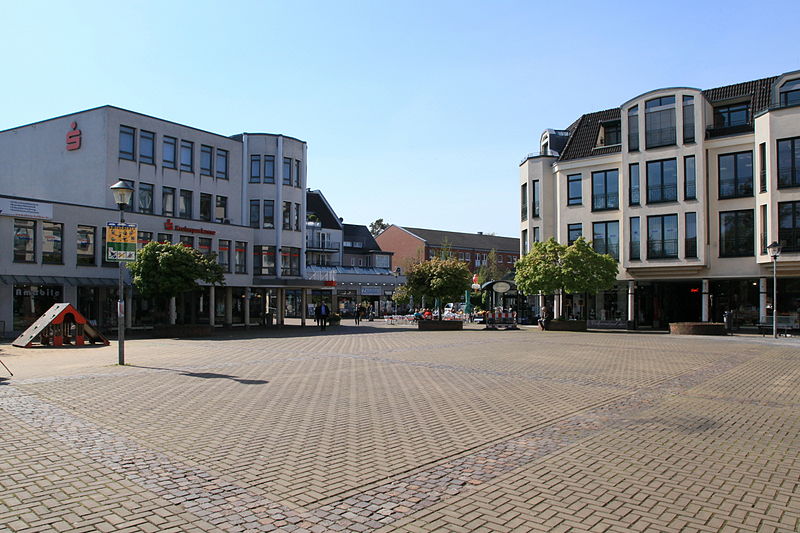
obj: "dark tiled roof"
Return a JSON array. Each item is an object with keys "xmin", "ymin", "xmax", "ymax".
[
  {"xmin": 343, "ymin": 224, "xmax": 381, "ymax": 251},
  {"xmin": 558, "ymin": 108, "xmax": 621, "ymax": 162},
  {"xmin": 702, "ymin": 76, "xmax": 778, "ymax": 113},
  {"xmin": 306, "ymin": 191, "xmax": 342, "ymax": 229},
  {"xmin": 399, "ymin": 226, "xmax": 519, "ymax": 252}
]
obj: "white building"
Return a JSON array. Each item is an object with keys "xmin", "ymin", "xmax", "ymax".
[{"xmin": 520, "ymin": 72, "xmax": 800, "ymax": 329}]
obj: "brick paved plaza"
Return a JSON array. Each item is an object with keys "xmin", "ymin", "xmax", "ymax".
[{"xmin": 1, "ymin": 324, "xmax": 798, "ymax": 532}]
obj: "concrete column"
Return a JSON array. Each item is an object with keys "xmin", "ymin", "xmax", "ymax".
[
  {"xmin": 701, "ymin": 279, "xmax": 710, "ymax": 322},
  {"xmin": 627, "ymin": 281, "xmax": 635, "ymax": 324},
  {"xmin": 244, "ymin": 287, "xmax": 251, "ymax": 328},
  {"xmin": 554, "ymin": 291, "xmax": 561, "ymax": 319},
  {"xmin": 209, "ymin": 286, "xmax": 216, "ymax": 327},
  {"xmin": 277, "ymin": 288, "xmax": 285, "ymax": 326},
  {"xmin": 301, "ymin": 289, "xmax": 307, "ymax": 327},
  {"xmin": 224, "ymin": 287, "xmax": 233, "ymax": 327},
  {"xmin": 332, "ymin": 290, "xmax": 338, "ymax": 316},
  {"xmin": 169, "ymin": 297, "xmax": 177, "ymax": 325},
  {"xmin": 759, "ymin": 277, "xmax": 767, "ymax": 323}
]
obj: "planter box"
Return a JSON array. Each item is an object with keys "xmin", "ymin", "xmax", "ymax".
[
  {"xmin": 669, "ymin": 322, "xmax": 727, "ymax": 336},
  {"xmin": 417, "ymin": 320, "xmax": 464, "ymax": 331},
  {"xmin": 151, "ymin": 325, "xmax": 215, "ymax": 338},
  {"xmin": 546, "ymin": 320, "xmax": 587, "ymax": 332}
]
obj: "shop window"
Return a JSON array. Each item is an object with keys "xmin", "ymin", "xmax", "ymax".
[
  {"xmin": 235, "ymin": 241, "xmax": 247, "ymax": 273},
  {"xmin": 14, "ymin": 219, "xmax": 36, "ymax": 263},
  {"xmin": 42, "ymin": 222, "xmax": 63, "ymax": 264}
]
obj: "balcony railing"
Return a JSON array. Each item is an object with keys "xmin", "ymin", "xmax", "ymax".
[
  {"xmin": 593, "ymin": 242, "xmax": 619, "ymax": 260},
  {"xmin": 685, "ymin": 183, "xmax": 696, "ymax": 199},
  {"xmin": 647, "ymin": 184, "xmax": 678, "ymax": 203},
  {"xmin": 760, "ymin": 169, "xmax": 767, "ymax": 193},
  {"xmin": 778, "ymin": 168, "xmax": 800, "ymax": 188},
  {"xmin": 592, "ymin": 193, "xmax": 619, "ymax": 211},
  {"xmin": 761, "ymin": 233, "xmax": 768, "ymax": 255},
  {"xmin": 647, "ymin": 239, "xmax": 678, "ymax": 259},
  {"xmin": 778, "ymin": 229, "xmax": 800, "ymax": 253},
  {"xmin": 630, "ymin": 187, "xmax": 640, "ymax": 205},
  {"xmin": 645, "ymin": 127, "xmax": 676, "ymax": 148},
  {"xmin": 685, "ymin": 237, "xmax": 697, "ymax": 258},
  {"xmin": 720, "ymin": 237, "xmax": 754, "ymax": 257},
  {"xmin": 705, "ymin": 122, "xmax": 753, "ymax": 139},
  {"xmin": 719, "ymin": 180, "xmax": 754, "ymax": 198},
  {"xmin": 305, "ymin": 238, "xmax": 340, "ymax": 250},
  {"xmin": 629, "ymin": 240, "xmax": 640, "ymax": 260}
]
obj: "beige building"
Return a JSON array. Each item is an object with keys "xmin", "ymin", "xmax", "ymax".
[{"xmin": 520, "ymin": 71, "xmax": 800, "ymax": 329}]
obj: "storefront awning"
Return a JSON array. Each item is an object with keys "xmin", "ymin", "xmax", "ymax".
[{"xmin": 0, "ymin": 275, "xmax": 126, "ymax": 287}]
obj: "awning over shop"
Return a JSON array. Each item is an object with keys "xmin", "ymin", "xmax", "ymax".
[{"xmin": 0, "ymin": 275, "xmax": 126, "ymax": 287}]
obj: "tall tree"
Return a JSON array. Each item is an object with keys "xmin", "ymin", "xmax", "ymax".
[
  {"xmin": 368, "ymin": 218, "xmax": 389, "ymax": 236},
  {"xmin": 404, "ymin": 257, "xmax": 471, "ymax": 319}
]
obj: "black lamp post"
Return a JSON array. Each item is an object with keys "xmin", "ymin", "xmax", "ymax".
[
  {"xmin": 110, "ymin": 180, "xmax": 134, "ymax": 364},
  {"xmin": 767, "ymin": 241, "xmax": 782, "ymax": 339},
  {"xmin": 393, "ymin": 266, "xmax": 401, "ymax": 314}
]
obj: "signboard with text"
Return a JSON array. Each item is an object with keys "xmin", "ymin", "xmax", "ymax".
[
  {"xmin": 106, "ymin": 222, "xmax": 138, "ymax": 262},
  {"xmin": 0, "ymin": 198, "xmax": 53, "ymax": 220}
]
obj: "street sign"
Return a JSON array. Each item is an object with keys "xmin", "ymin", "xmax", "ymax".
[{"xmin": 106, "ymin": 222, "xmax": 138, "ymax": 262}]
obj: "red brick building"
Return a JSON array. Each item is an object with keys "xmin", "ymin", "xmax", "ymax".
[{"xmin": 375, "ymin": 225, "xmax": 519, "ymax": 273}]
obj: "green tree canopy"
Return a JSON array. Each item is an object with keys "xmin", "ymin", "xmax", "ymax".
[
  {"xmin": 391, "ymin": 284, "xmax": 412, "ymax": 307},
  {"xmin": 514, "ymin": 237, "xmax": 617, "ymax": 296},
  {"xmin": 404, "ymin": 257, "xmax": 471, "ymax": 317},
  {"xmin": 368, "ymin": 218, "xmax": 389, "ymax": 236},
  {"xmin": 129, "ymin": 242, "xmax": 225, "ymax": 304}
]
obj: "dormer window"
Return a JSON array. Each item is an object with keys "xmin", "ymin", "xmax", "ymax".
[
  {"xmin": 598, "ymin": 120, "xmax": 621, "ymax": 147},
  {"xmin": 779, "ymin": 79, "xmax": 800, "ymax": 107},
  {"xmin": 714, "ymin": 102, "xmax": 750, "ymax": 128}
]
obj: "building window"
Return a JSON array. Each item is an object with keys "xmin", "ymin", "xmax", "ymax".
[
  {"xmin": 197, "ymin": 237, "xmax": 212, "ymax": 256},
  {"xmin": 254, "ymin": 245, "xmax": 276, "ymax": 276},
  {"xmin": 521, "ymin": 229, "xmax": 528, "ymax": 254},
  {"xmin": 139, "ymin": 130, "xmax": 155, "ymax": 164},
  {"xmin": 200, "ymin": 193, "xmax": 212, "ymax": 221},
  {"xmin": 592, "ymin": 221, "xmax": 619, "ymax": 260},
  {"xmin": 295, "ymin": 160, "xmax": 301, "ymax": 187},
  {"xmin": 249, "ymin": 200, "xmax": 260, "ymax": 228},
  {"xmin": 682, "ymin": 96, "xmax": 695, "ymax": 144},
  {"xmin": 647, "ymin": 158, "xmax": 678, "ymax": 203},
  {"xmin": 77, "ymin": 225, "xmax": 96, "ymax": 266},
  {"xmin": 200, "ymin": 145, "xmax": 213, "ymax": 176},
  {"xmin": 629, "ymin": 217, "xmax": 640, "ymax": 261},
  {"xmin": 532, "ymin": 227, "xmax": 540, "ymax": 243},
  {"xmin": 647, "ymin": 214, "xmax": 678, "ymax": 259},
  {"xmin": 294, "ymin": 203, "xmax": 301, "ymax": 231},
  {"xmin": 264, "ymin": 155, "xmax": 275, "ymax": 183},
  {"xmin": 685, "ymin": 212, "xmax": 697, "ymax": 258},
  {"xmin": 162, "ymin": 186, "xmax": 175, "ymax": 217},
  {"xmin": 218, "ymin": 240, "xmax": 231, "ymax": 272},
  {"xmin": 216, "ymin": 149, "xmax": 228, "ymax": 179},
  {"xmin": 281, "ymin": 247, "xmax": 301, "ymax": 276},
  {"xmin": 263, "ymin": 199, "xmax": 275, "ymax": 229},
  {"xmin": 282, "ymin": 202, "xmax": 291, "ymax": 229},
  {"xmin": 567, "ymin": 174, "xmax": 582, "ymax": 205},
  {"xmin": 591, "ymin": 169, "xmax": 619, "ymax": 211},
  {"xmin": 629, "ymin": 163, "xmax": 640, "ymax": 205},
  {"xmin": 567, "ymin": 223, "xmax": 582, "ymax": 246},
  {"xmin": 601, "ymin": 121, "xmax": 621, "ymax": 146},
  {"xmin": 719, "ymin": 151, "xmax": 753, "ymax": 198},
  {"xmin": 283, "ymin": 158, "xmax": 292, "ymax": 185},
  {"xmin": 779, "ymin": 201, "xmax": 800, "ymax": 252},
  {"xmin": 138, "ymin": 231, "xmax": 153, "ymax": 246},
  {"xmin": 645, "ymin": 96, "xmax": 676, "ymax": 148},
  {"xmin": 532, "ymin": 180, "xmax": 540, "ymax": 217},
  {"xmin": 179, "ymin": 189, "xmax": 193, "ymax": 218},
  {"xmin": 684, "ymin": 156, "xmax": 696, "ymax": 200},
  {"xmin": 714, "ymin": 103, "xmax": 750, "ymax": 128},
  {"xmin": 628, "ymin": 106, "xmax": 639, "ymax": 151},
  {"xmin": 41, "ymin": 222, "xmax": 63, "ymax": 264},
  {"xmin": 521, "ymin": 183, "xmax": 527, "ymax": 221},
  {"xmin": 760, "ymin": 205, "xmax": 768, "ymax": 255},
  {"xmin": 157, "ymin": 233, "xmax": 172, "ymax": 243},
  {"xmin": 777, "ymin": 137, "xmax": 800, "ymax": 188},
  {"xmin": 780, "ymin": 78, "xmax": 800, "ymax": 107},
  {"xmin": 179, "ymin": 235, "xmax": 194, "ymax": 248},
  {"xmin": 138, "ymin": 183, "xmax": 154, "ymax": 214},
  {"xmin": 719, "ymin": 209, "xmax": 754, "ymax": 257},
  {"xmin": 119, "ymin": 126, "xmax": 135, "ymax": 160},
  {"xmin": 216, "ymin": 196, "xmax": 228, "ymax": 223},
  {"xmin": 759, "ymin": 142, "xmax": 767, "ymax": 192},
  {"xmin": 163, "ymin": 136, "xmax": 177, "ymax": 168},
  {"xmin": 235, "ymin": 242, "xmax": 247, "ymax": 273},
  {"xmin": 180, "ymin": 140, "xmax": 194, "ymax": 172},
  {"xmin": 250, "ymin": 155, "xmax": 261, "ymax": 183}
]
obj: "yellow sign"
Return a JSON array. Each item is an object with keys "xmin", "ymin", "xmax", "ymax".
[{"xmin": 106, "ymin": 223, "xmax": 137, "ymax": 262}]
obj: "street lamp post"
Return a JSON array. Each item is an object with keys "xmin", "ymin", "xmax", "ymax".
[
  {"xmin": 767, "ymin": 241, "xmax": 782, "ymax": 339},
  {"xmin": 392, "ymin": 266, "xmax": 401, "ymax": 315},
  {"xmin": 110, "ymin": 180, "xmax": 134, "ymax": 365}
]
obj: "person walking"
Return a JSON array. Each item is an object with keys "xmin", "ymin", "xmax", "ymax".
[
  {"xmin": 314, "ymin": 303, "xmax": 321, "ymax": 327},
  {"xmin": 538, "ymin": 305, "xmax": 551, "ymax": 331},
  {"xmin": 354, "ymin": 306, "xmax": 362, "ymax": 325},
  {"xmin": 319, "ymin": 302, "xmax": 330, "ymax": 331}
]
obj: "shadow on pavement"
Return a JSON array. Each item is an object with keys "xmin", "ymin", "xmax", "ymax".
[{"xmin": 130, "ymin": 365, "xmax": 269, "ymax": 385}]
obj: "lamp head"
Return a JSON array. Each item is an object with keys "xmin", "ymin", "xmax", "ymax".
[
  {"xmin": 110, "ymin": 180, "xmax": 134, "ymax": 209},
  {"xmin": 767, "ymin": 241, "xmax": 782, "ymax": 259}
]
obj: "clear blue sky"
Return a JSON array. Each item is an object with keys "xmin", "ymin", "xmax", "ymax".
[{"xmin": 3, "ymin": 0, "xmax": 799, "ymax": 237}]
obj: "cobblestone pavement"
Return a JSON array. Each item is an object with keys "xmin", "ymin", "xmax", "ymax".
[{"xmin": 0, "ymin": 325, "xmax": 798, "ymax": 532}]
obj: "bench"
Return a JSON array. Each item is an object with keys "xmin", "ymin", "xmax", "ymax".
[{"xmin": 758, "ymin": 316, "xmax": 795, "ymax": 336}]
